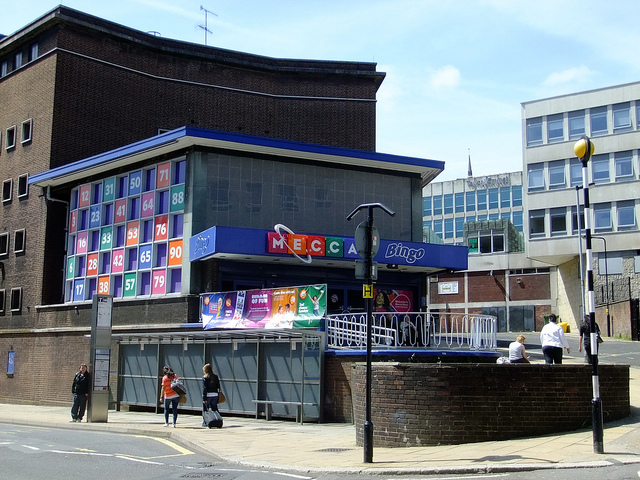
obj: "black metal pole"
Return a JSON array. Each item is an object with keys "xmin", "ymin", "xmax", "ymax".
[
  {"xmin": 577, "ymin": 135, "xmax": 604, "ymax": 454},
  {"xmin": 363, "ymin": 206, "xmax": 374, "ymax": 463}
]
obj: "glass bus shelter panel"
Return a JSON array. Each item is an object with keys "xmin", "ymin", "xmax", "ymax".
[
  {"xmin": 120, "ymin": 344, "xmax": 158, "ymax": 406},
  {"xmin": 181, "ymin": 344, "xmax": 206, "ymax": 409},
  {"xmin": 228, "ymin": 342, "xmax": 259, "ymax": 413}
]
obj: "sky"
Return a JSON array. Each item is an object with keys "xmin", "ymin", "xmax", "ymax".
[{"xmin": 4, "ymin": 1, "xmax": 640, "ymax": 181}]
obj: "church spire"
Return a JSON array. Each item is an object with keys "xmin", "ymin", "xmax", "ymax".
[{"xmin": 467, "ymin": 149, "xmax": 473, "ymax": 177}]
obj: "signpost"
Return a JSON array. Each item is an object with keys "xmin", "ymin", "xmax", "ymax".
[
  {"xmin": 347, "ymin": 202, "xmax": 395, "ymax": 463},
  {"xmin": 88, "ymin": 294, "xmax": 113, "ymax": 422}
]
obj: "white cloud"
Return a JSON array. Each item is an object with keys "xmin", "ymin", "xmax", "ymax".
[
  {"xmin": 542, "ymin": 66, "xmax": 596, "ymax": 87},
  {"xmin": 429, "ymin": 65, "xmax": 461, "ymax": 89}
]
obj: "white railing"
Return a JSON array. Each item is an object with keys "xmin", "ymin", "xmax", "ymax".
[{"xmin": 325, "ymin": 311, "xmax": 497, "ymax": 350}]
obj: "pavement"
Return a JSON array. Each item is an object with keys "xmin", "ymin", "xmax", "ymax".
[{"xmin": 2, "ymin": 335, "xmax": 640, "ymax": 475}]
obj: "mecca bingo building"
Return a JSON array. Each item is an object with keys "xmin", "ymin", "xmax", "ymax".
[{"xmin": 0, "ymin": 6, "xmax": 466, "ymax": 412}]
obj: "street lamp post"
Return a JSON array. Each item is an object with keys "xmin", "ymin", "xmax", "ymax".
[
  {"xmin": 574, "ymin": 135, "xmax": 604, "ymax": 454},
  {"xmin": 590, "ymin": 235, "xmax": 610, "ymax": 337},
  {"xmin": 347, "ymin": 202, "xmax": 395, "ymax": 463}
]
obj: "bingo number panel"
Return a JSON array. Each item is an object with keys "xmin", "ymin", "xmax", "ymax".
[{"xmin": 65, "ymin": 158, "xmax": 186, "ymax": 302}]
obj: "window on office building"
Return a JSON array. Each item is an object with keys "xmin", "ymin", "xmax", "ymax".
[
  {"xmin": 14, "ymin": 52, "xmax": 23, "ymax": 69},
  {"xmin": 529, "ymin": 209, "xmax": 545, "ymax": 237},
  {"xmin": 476, "ymin": 213, "xmax": 487, "ymax": 221},
  {"xmin": 29, "ymin": 43, "xmax": 39, "ymax": 62},
  {"xmin": 547, "ymin": 114, "xmax": 564, "ymax": 143},
  {"xmin": 615, "ymin": 151, "xmax": 633, "ymax": 181},
  {"xmin": 571, "ymin": 206, "xmax": 585, "ymax": 235},
  {"xmin": 455, "ymin": 192, "xmax": 464, "ymax": 213},
  {"xmin": 6, "ymin": 126, "xmax": 16, "ymax": 150},
  {"xmin": 465, "ymin": 191, "xmax": 475, "ymax": 212},
  {"xmin": 444, "ymin": 218, "xmax": 454, "ymax": 239},
  {"xmin": 477, "ymin": 190, "xmax": 487, "ymax": 210},
  {"xmin": 617, "ymin": 200, "xmax": 636, "ymax": 230},
  {"xmin": 466, "ymin": 215, "xmax": 475, "ymax": 223},
  {"xmin": 526, "ymin": 117, "xmax": 543, "ymax": 146},
  {"xmin": 593, "ymin": 203, "xmax": 612, "ymax": 232},
  {"xmin": 477, "ymin": 230, "xmax": 504, "ymax": 254},
  {"xmin": 444, "ymin": 194, "xmax": 453, "ymax": 214},
  {"xmin": 590, "ymin": 106, "xmax": 608, "ymax": 136},
  {"xmin": 423, "ymin": 196, "xmax": 432, "ymax": 216},
  {"xmin": 512, "ymin": 211, "xmax": 523, "ymax": 232},
  {"xmin": 21, "ymin": 119, "xmax": 32, "ymax": 144},
  {"xmin": 591, "ymin": 155, "xmax": 610, "ymax": 184},
  {"xmin": 488, "ymin": 188, "xmax": 499, "ymax": 209},
  {"xmin": 613, "ymin": 102, "xmax": 631, "ymax": 133},
  {"xmin": 550, "ymin": 207, "xmax": 567, "ymax": 236},
  {"xmin": 500, "ymin": 187, "xmax": 510, "ymax": 208},
  {"xmin": 455, "ymin": 217, "xmax": 464, "ymax": 238},
  {"xmin": 0, "ymin": 232, "xmax": 8, "ymax": 256},
  {"xmin": 433, "ymin": 219, "xmax": 443, "ymax": 238},
  {"xmin": 489, "ymin": 212, "xmax": 499, "ymax": 220},
  {"xmin": 0, "ymin": 60, "xmax": 7, "ymax": 77},
  {"xmin": 512, "ymin": 185, "xmax": 522, "ymax": 207},
  {"xmin": 570, "ymin": 159, "xmax": 583, "ymax": 186},
  {"xmin": 548, "ymin": 160, "xmax": 566, "ymax": 189},
  {"xmin": 10, "ymin": 287, "xmax": 22, "ymax": 313},
  {"xmin": 528, "ymin": 163, "xmax": 545, "ymax": 191},
  {"xmin": 433, "ymin": 195, "xmax": 442, "ymax": 215},
  {"xmin": 14, "ymin": 229, "xmax": 25, "ymax": 254},
  {"xmin": 569, "ymin": 110, "xmax": 585, "ymax": 140}
]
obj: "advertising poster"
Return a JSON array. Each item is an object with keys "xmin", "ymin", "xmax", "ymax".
[
  {"xmin": 373, "ymin": 288, "xmax": 414, "ymax": 313},
  {"xmin": 201, "ymin": 284, "xmax": 326, "ymax": 330}
]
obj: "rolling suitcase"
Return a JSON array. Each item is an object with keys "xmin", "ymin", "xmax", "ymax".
[{"xmin": 204, "ymin": 406, "xmax": 223, "ymax": 428}]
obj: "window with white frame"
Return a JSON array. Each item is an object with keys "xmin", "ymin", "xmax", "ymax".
[
  {"xmin": 568, "ymin": 110, "xmax": 585, "ymax": 140},
  {"xmin": 527, "ymin": 163, "xmax": 545, "ymax": 191},
  {"xmin": 0, "ymin": 290, "xmax": 5, "ymax": 315},
  {"xmin": 548, "ymin": 160, "xmax": 566, "ymax": 189},
  {"xmin": 614, "ymin": 151, "xmax": 633, "ymax": 181},
  {"xmin": 526, "ymin": 117, "xmax": 543, "ymax": 146},
  {"xmin": 613, "ymin": 102, "xmax": 631, "ymax": 133},
  {"xmin": 17, "ymin": 174, "xmax": 28, "ymax": 199},
  {"xmin": 500, "ymin": 186, "xmax": 510, "ymax": 208},
  {"xmin": 0, "ymin": 232, "xmax": 8, "ymax": 256},
  {"xmin": 433, "ymin": 195, "xmax": 442, "ymax": 215},
  {"xmin": 433, "ymin": 219, "xmax": 443, "ymax": 237},
  {"xmin": 571, "ymin": 206, "xmax": 585, "ymax": 235},
  {"xmin": 455, "ymin": 216, "xmax": 464, "ymax": 238},
  {"xmin": 550, "ymin": 207, "xmax": 567, "ymax": 236},
  {"xmin": 14, "ymin": 229, "xmax": 25, "ymax": 254},
  {"xmin": 529, "ymin": 209, "xmax": 545, "ymax": 238},
  {"xmin": 512, "ymin": 210, "xmax": 523, "ymax": 232},
  {"xmin": 570, "ymin": 159, "xmax": 583, "ymax": 186},
  {"xmin": 488, "ymin": 188, "xmax": 499, "ymax": 209},
  {"xmin": 2, "ymin": 179, "xmax": 12, "ymax": 203},
  {"xmin": 599, "ymin": 255, "xmax": 623, "ymax": 275},
  {"xmin": 423, "ymin": 196, "xmax": 431, "ymax": 216},
  {"xmin": 444, "ymin": 194, "xmax": 453, "ymax": 214},
  {"xmin": 476, "ymin": 230, "xmax": 504, "ymax": 254},
  {"xmin": 477, "ymin": 190, "xmax": 487, "ymax": 210},
  {"xmin": 21, "ymin": 118, "xmax": 32, "ymax": 144},
  {"xmin": 590, "ymin": 106, "xmax": 608, "ymax": 136},
  {"xmin": 547, "ymin": 114, "xmax": 564, "ymax": 143},
  {"xmin": 10, "ymin": 287, "xmax": 21, "ymax": 313},
  {"xmin": 591, "ymin": 155, "xmax": 610, "ymax": 184},
  {"xmin": 511, "ymin": 185, "xmax": 522, "ymax": 207},
  {"xmin": 455, "ymin": 192, "xmax": 464, "ymax": 213},
  {"xmin": 617, "ymin": 200, "xmax": 636, "ymax": 230},
  {"xmin": 465, "ymin": 191, "xmax": 475, "ymax": 212},
  {"xmin": 444, "ymin": 218, "xmax": 454, "ymax": 239},
  {"xmin": 593, "ymin": 203, "xmax": 612, "ymax": 232},
  {"xmin": 6, "ymin": 126, "xmax": 16, "ymax": 150}
]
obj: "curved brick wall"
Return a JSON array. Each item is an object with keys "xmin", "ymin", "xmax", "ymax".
[{"xmin": 351, "ymin": 363, "xmax": 629, "ymax": 447}]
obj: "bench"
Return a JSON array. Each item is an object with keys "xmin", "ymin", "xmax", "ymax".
[{"xmin": 252, "ymin": 399, "xmax": 318, "ymax": 424}]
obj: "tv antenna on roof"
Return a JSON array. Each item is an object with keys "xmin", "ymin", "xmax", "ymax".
[{"xmin": 199, "ymin": 5, "xmax": 217, "ymax": 46}]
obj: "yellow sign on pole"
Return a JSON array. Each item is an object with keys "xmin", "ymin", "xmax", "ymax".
[{"xmin": 363, "ymin": 284, "xmax": 373, "ymax": 298}]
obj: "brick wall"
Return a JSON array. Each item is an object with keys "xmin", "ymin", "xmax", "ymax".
[
  {"xmin": 468, "ymin": 271, "xmax": 506, "ymax": 303},
  {"xmin": 351, "ymin": 363, "xmax": 629, "ymax": 447}
]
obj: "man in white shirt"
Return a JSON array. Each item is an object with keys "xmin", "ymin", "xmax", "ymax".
[{"xmin": 540, "ymin": 313, "xmax": 571, "ymax": 364}]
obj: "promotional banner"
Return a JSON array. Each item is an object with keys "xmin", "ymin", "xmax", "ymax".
[
  {"xmin": 373, "ymin": 288, "xmax": 414, "ymax": 313},
  {"xmin": 201, "ymin": 284, "xmax": 326, "ymax": 330}
]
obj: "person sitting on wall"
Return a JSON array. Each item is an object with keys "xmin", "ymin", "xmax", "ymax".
[
  {"xmin": 509, "ymin": 335, "xmax": 530, "ymax": 363},
  {"xmin": 540, "ymin": 314, "xmax": 570, "ymax": 364}
]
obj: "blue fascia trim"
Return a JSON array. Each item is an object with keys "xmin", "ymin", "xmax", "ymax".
[
  {"xmin": 190, "ymin": 225, "xmax": 468, "ymax": 270},
  {"xmin": 30, "ymin": 126, "xmax": 444, "ymax": 185}
]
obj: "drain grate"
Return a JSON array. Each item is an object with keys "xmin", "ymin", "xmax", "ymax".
[{"xmin": 315, "ymin": 447, "xmax": 353, "ymax": 453}]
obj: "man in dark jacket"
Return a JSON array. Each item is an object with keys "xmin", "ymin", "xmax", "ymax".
[{"xmin": 71, "ymin": 364, "xmax": 91, "ymax": 422}]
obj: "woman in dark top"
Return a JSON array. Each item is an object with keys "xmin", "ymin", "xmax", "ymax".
[{"xmin": 202, "ymin": 363, "xmax": 221, "ymax": 426}]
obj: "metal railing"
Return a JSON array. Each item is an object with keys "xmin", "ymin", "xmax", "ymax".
[{"xmin": 325, "ymin": 311, "xmax": 497, "ymax": 350}]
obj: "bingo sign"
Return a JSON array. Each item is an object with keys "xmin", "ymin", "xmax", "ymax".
[{"xmin": 66, "ymin": 159, "xmax": 186, "ymax": 302}]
